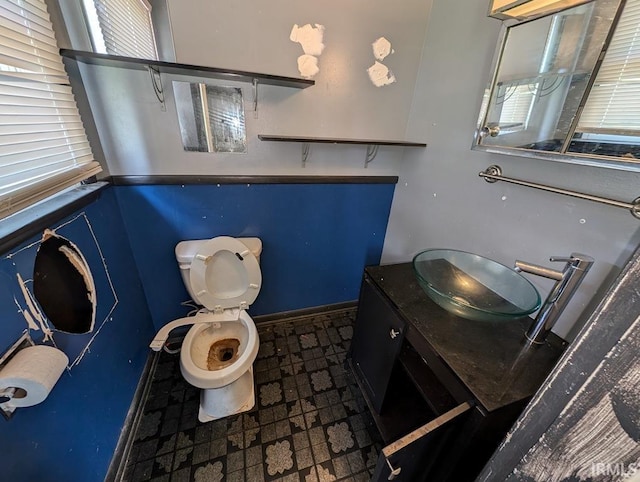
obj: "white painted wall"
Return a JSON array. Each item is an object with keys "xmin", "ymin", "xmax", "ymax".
[
  {"xmin": 72, "ymin": 0, "xmax": 432, "ymax": 176},
  {"xmin": 382, "ymin": 0, "xmax": 640, "ymax": 340},
  {"xmin": 62, "ymin": 0, "xmax": 640, "ymax": 338}
]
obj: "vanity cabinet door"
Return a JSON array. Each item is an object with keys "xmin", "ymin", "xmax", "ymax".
[
  {"xmin": 351, "ymin": 276, "xmax": 406, "ymax": 413},
  {"xmin": 371, "ymin": 402, "xmax": 473, "ymax": 482}
]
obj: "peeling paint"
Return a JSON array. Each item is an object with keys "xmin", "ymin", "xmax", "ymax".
[
  {"xmin": 367, "ymin": 61, "xmax": 396, "ymax": 87},
  {"xmin": 16, "ymin": 273, "xmax": 42, "ymax": 330},
  {"xmin": 372, "ymin": 36, "xmax": 394, "ymax": 61},
  {"xmin": 13, "ymin": 295, "xmax": 38, "ymax": 331},
  {"xmin": 519, "ymin": 384, "xmax": 640, "ymax": 481},
  {"xmin": 289, "ymin": 23, "xmax": 325, "ymax": 56},
  {"xmin": 58, "ymin": 244, "xmax": 96, "ymax": 313}
]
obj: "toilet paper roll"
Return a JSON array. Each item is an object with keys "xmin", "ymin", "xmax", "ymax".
[{"xmin": 0, "ymin": 345, "xmax": 68, "ymax": 408}]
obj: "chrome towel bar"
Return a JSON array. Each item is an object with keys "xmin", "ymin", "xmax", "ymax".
[{"xmin": 479, "ymin": 165, "xmax": 640, "ymax": 220}]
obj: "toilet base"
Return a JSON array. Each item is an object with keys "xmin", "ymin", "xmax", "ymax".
[{"xmin": 197, "ymin": 368, "xmax": 255, "ymax": 423}]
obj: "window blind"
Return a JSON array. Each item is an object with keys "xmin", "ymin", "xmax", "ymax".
[
  {"xmin": 91, "ymin": 0, "xmax": 157, "ymax": 59},
  {"xmin": 577, "ymin": 0, "xmax": 640, "ymax": 134},
  {"xmin": 0, "ymin": 0, "xmax": 101, "ymax": 220},
  {"xmin": 499, "ymin": 83, "xmax": 537, "ymax": 129}
]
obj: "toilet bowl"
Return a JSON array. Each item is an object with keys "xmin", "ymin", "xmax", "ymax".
[{"xmin": 149, "ymin": 236, "xmax": 262, "ymax": 422}]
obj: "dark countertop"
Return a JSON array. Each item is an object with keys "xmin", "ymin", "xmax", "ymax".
[{"xmin": 366, "ymin": 263, "xmax": 566, "ymax": 413}]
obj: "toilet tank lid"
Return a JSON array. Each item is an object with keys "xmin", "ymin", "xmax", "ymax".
[{"xmin": 175, "ymin": 237, "xmax": 262, "ymax": 263}]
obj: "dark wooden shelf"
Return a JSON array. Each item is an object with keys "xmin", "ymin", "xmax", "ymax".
[
  {"xmin": 398, "ymin": 343, "xmax": 458, "ymax": 416},
  {"xmin": 349, "ymin": 359, "xmax": 434, "ymax": 444},
  {"xmin": 60, "ymin": 49, "xmax": 315, "ymax": 89},
  {"xmin": 258, "ymin": 134, "xmax": 426, "ymax": 147}
]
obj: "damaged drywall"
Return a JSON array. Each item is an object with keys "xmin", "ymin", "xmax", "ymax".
[
  {"xmin": 5, "ymin": 213, "xmax": 118, "ymax": 368},
  {"xmin": 33, "ymin": 229, "xmax": 96, "ymax": 335}
]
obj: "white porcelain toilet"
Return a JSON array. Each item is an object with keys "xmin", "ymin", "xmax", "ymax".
[{"xmin": 149, "ymin": 236, "xmax": 262, "ymax": 422}]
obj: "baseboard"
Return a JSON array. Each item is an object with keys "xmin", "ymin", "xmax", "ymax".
[
  {"xmin": 105, "ymin": 351, "xmax": 159, "ymax": 482},
  {"xmin": 253, "ymin": 301, "xmax": 357, "ymax": 324}
]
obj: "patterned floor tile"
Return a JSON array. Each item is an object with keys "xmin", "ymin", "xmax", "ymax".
[{"xmin": 122, "ymin": 309, "xmax": 382, "ymax": 482}]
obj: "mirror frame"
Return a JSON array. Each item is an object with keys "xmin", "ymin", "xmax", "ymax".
[{"xmin": 472, "ymin": 0, "xmax": 640, "ymax": 173}]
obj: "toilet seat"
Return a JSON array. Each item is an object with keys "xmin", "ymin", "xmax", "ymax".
[
  {"xmin": 189, "ymin": 236, "xmax": 262, "ymax": 313},
  {"xmin": 180, "ymin": 310, "xmax": 259, "ymax": 388}
]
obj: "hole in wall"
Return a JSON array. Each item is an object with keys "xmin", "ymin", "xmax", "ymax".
[{"xmin": 33, "ymin": 230, "xmax": 96, "ymax": 334}]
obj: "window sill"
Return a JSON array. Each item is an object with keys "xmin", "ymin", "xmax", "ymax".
[{"xmin": 0, "ymin": 181, "xmax": 109, "ymax": 255}]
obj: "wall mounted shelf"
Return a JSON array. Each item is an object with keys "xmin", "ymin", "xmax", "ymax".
[
  {"xmin": 258, "ymin": 135, "xmax": 427, "ymax": 167},
  {"xmin": 60, "ymin": 50, "xmax": 314, "ymax": 112},
  {"xmin": 60, "ymin": 50, "xmax": 315, "ymax": 89}
]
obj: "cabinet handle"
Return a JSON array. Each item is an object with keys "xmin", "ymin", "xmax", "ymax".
[
  {"xmin": 386, "ymin": 458, "xmax": 402, "ymax": 480},
  {"xmin": 389, "ymin": 329, "xmax": 400, "ymax": 339}
]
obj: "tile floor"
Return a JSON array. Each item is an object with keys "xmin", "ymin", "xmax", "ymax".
[{"xmin": 122, "ymin": 309, "xmax": 383, "ymax": 482}]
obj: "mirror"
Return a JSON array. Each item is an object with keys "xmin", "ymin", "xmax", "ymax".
[
  {"xmin": 173, "ymin": 81, "xmax": 248, "ymax": 153},
  {"xmin": 474, "ymin": 0, "xmax": 640, "ymax": 170}
]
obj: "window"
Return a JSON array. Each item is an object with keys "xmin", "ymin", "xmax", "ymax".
[
  {"xmin": 577, "ymin": 0, "xmax": 640, "ymax": 135},
  {"xmin": 0, "ymin": 0, "xmax": 101, "ymax": 220},
  {"xmin": 82, "ymin": 0, "xmax": 158, "ymax": 60}
]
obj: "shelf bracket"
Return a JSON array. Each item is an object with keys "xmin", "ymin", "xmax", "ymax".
[
  {"xmin": 301, "ymin": 143, "xmax": 311, "ymax": 167},
  {"xmin": 252, "ymin": 78, "xmax": 259, "ymax": 113},
  {"xmin": 147, "ymin": 65, "xmax": 166, "ymax": 111},
  {"xmin": 365, "ymin": 144, "xmax": 379, "ymax": 168}
]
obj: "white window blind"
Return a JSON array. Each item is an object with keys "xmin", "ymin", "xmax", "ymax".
[
  {"xmin": 0, "ymin": 0, "xmax": 101, "ymax": 220},
  {"xmin": 577, "ymin": 0, "xmax": 640, "ymax": 134},
  {"xmin": 499, "ymin": 83, "xmax": 537, "ymax": 129},
  {"xmin": 90, "ymin": 0, "xmax": 157, "ymax": 59}
]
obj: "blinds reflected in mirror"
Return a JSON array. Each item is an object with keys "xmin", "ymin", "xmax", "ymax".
[
  {"xmin": 577, "ymin": 0, "xmax": 640, "ymax": 135},
  {"xmin": 496, "ymin": 83, "xmax": 538, "ymax": 132},
  {"xmin": 173, "ymin": 81, "xmax": 247, "ymax": 153}
]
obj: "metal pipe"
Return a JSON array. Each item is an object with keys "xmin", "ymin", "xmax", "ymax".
[
  {"xmin": 516, "ymin": 253, "xmax": 594, "ymax": 345},
  {"xmin": 514, "ymin": 260, "xmax": 563, "ymax": 281},
  {"xmin": 479, "ymin": 165, "xmax": 640, "ymax": 219}
]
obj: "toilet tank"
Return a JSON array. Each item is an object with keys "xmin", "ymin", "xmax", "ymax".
[{"xmin": 175, "ymin": 237, "xmax": 262, "ymax": 302}]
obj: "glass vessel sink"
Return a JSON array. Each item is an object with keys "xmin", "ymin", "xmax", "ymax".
[{"xmin": 412, "ymin": 249, "xmax": 541, "ymax": 322}]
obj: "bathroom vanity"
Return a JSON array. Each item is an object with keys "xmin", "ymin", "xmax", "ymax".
[{"xmin": 349, "ymin": 263, "xmax": 566, "ymax": 481}]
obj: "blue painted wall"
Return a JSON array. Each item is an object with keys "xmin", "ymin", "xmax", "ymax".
[
  {"xmin": 0, "ymin": 181, "xmax": 393, "ymax": 480},
  {"xmin": 0, "ymin": 188, "xmax": 155, "ymax": 482},
  {"xmin": 114, "ymin": 183, "xmax": 396, "ymax": 330}
]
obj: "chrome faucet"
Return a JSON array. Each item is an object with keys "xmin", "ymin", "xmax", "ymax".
[{"xmin": 515, "ymin": 253, "xmax": 594, "ymax": 345}]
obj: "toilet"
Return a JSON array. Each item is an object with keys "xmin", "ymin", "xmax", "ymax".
[{"xmin": 149, "ymin": 236, "xmax": 262, "ymax": 422}]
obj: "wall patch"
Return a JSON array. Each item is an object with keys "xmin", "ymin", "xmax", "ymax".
[
  {"xmin": 367, "ymin": 61, "xmax": 396, "ymax": 87},
  {"xmin": 372, "ymin": 37, "xmax": 394, "ymax": 61},
  {"xmin": 290, "ymin": 23, "xmax": 325, "ymax": 79},
  {"xmin": 367, "ymin": 37, "xmax": 396, "ymax": 87}
]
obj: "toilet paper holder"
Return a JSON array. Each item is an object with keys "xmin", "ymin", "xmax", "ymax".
[
  {"xmin": 0, "ymin": 387, "xmax": 17, "ymax": 404},
  {"xmin": 0, "ymin": 333, "xmax": 34, "ymax": 420}
]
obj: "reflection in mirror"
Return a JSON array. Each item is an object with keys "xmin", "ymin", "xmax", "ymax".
[
  {"xmin": 480, "ymin": 1, "xmax": 617, "ymax": 152},
  {"xmin": 173, "ymin": 82, "xmax": 247, "ymax": 153},
  {"xmin": 568, "ymin": 0, "xmax": 640, "ymax": 160}
]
